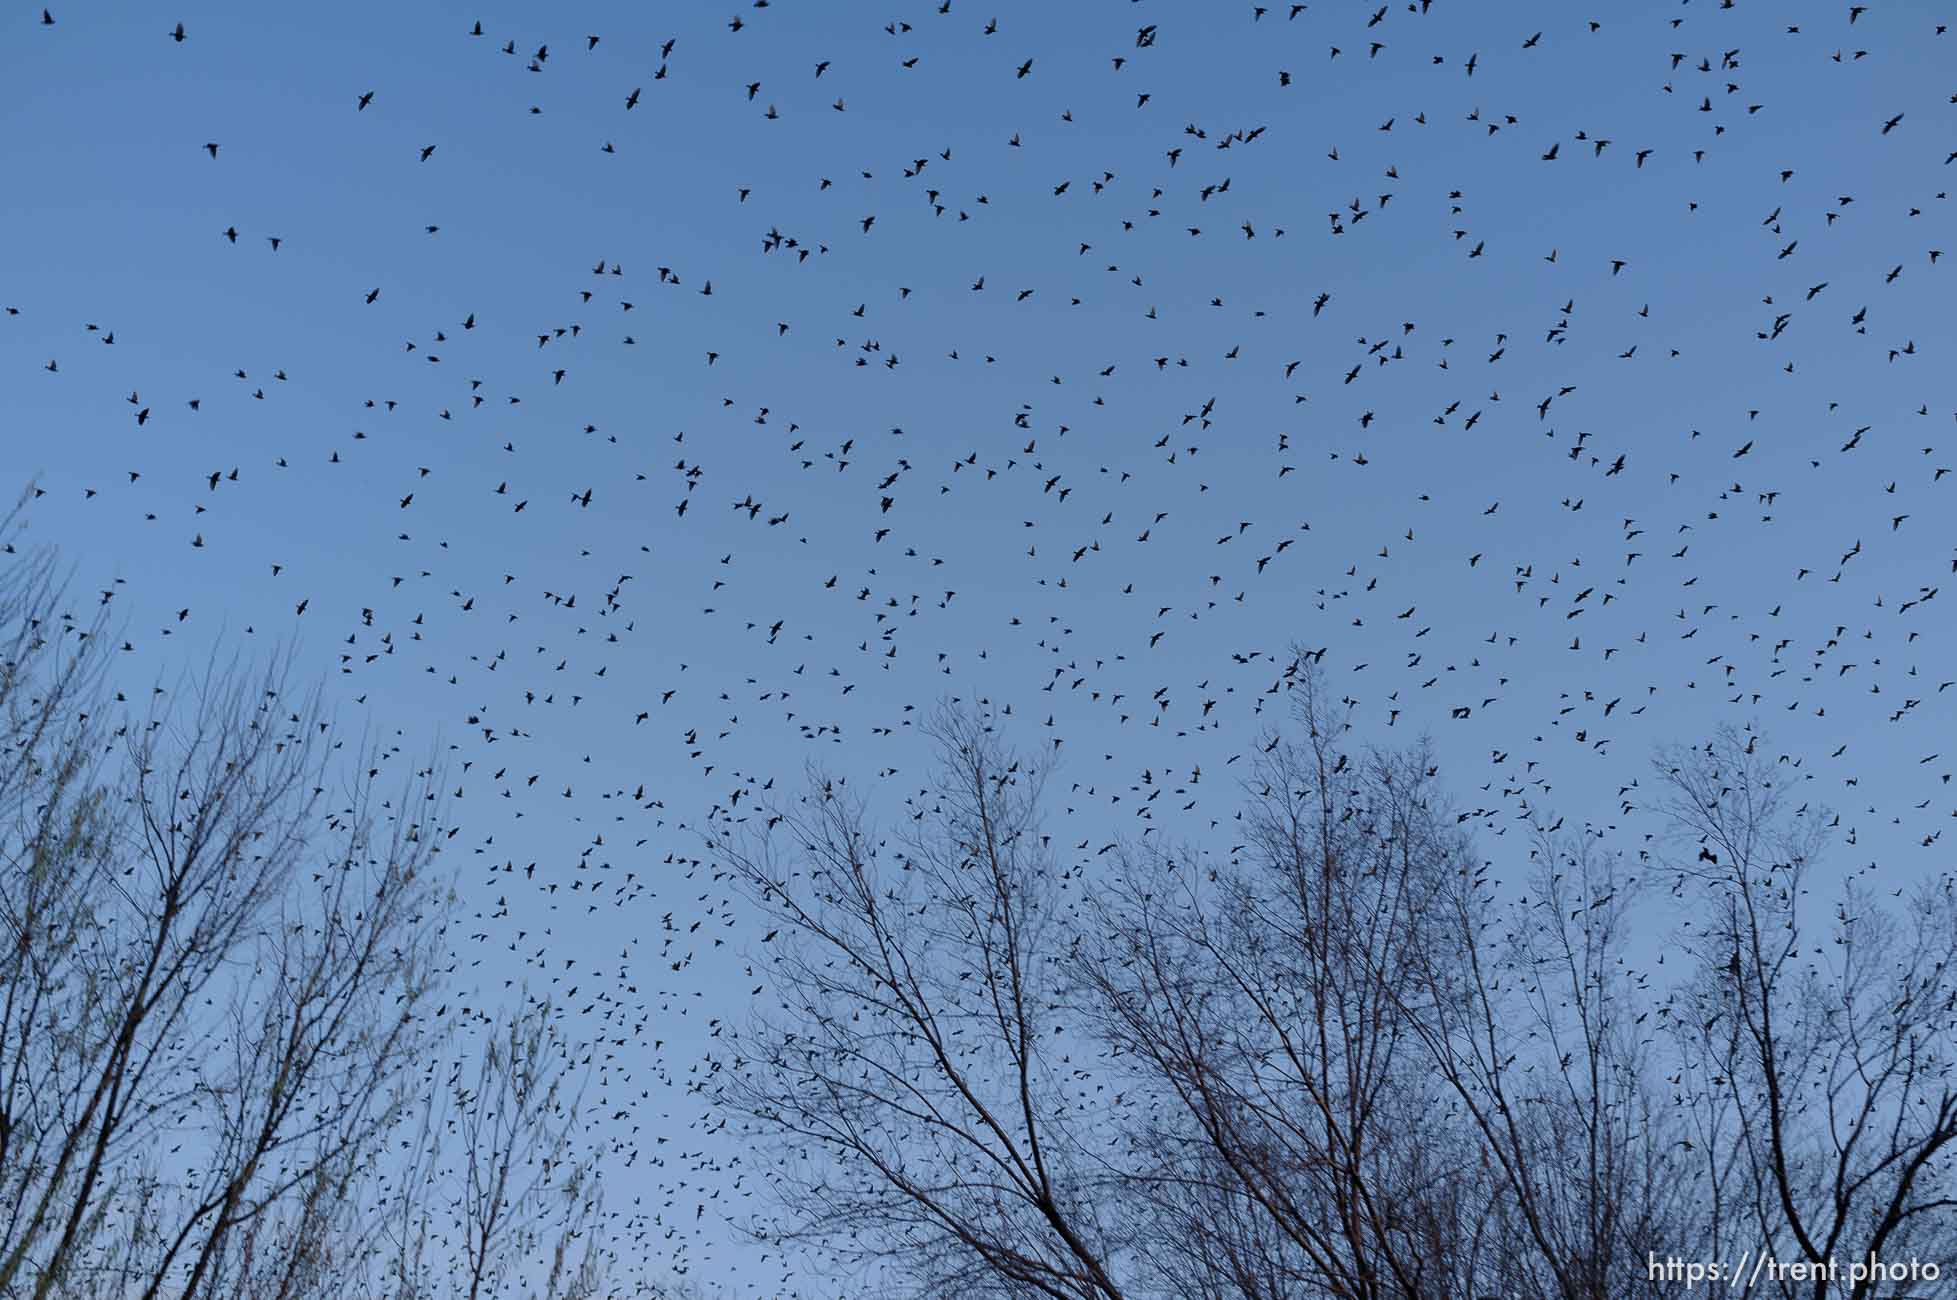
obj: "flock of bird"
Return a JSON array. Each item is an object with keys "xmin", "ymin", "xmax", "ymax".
[{"xmin": 7, "ymin": 2, "xmax": 1953, "ymax": 1293}]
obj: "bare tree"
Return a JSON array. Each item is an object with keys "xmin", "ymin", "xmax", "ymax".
[
  {"xmin": 382, "ymin": 992, "xmax": 608, "ymax": 1300},
  {"xmin": 1074, "ymin": 652, "xmax": 1699, "ymax": 1300},
  {"xmin": 1653, "ymin": 725, "xmax": 1957, "ymax": 1300},
  {"xmin": 711, "ymin": 702, "xmax": 1129, "ymax": 1300},
  {"xmin": 0, "ymin": 520, "xmax": 451, "ymax": 1300},
  {"xmin": 1399, "ymin": 813, "xmax": 1700, "ymax": 1300},
  {"xmin": 714, "ymin": 658, "xmax": 1956, "ymax": 1300},
  {"xmin": 1079, "ymin": 664, "xmax": 1480, "ymax": 1300}
]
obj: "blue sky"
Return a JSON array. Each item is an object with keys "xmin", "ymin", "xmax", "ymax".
[{"xmin": 5, "ymin": 0, "xmax": 1954, "ymax": 1293}]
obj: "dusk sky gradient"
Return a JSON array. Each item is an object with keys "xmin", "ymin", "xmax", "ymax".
[{"xmin": 5, "ymin": 1, "xmax": 1955, "ymax": 1293}]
